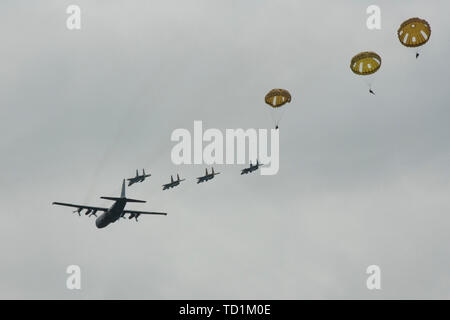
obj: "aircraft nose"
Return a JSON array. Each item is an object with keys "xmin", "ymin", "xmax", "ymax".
[{"xmin": 95, "ymin": 216, "xmax": 107, "ymax": 229}]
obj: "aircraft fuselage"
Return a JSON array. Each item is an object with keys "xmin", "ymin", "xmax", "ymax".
[
  {"xmin": 197, "ymin": 175, "xmax": 215, "ymax": 183},
  {"xmin": 128, "ymin": 174, "xmax": 151, "ymax": 186},
  {"xmin": 241, "ymin": 165, "xmax": 260, "ymax": 174},
  {"xmin": 95, "ymin": 199, "xmax": 126, "ymax": 229},
  {"xmin": 163, "ymin": 181, "xmax": 180, "ymax": 189}
]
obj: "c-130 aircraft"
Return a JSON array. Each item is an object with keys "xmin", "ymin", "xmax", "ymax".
[{"xmin": 52, "ymin": 180, "xmax": 167, "ymax": 229}]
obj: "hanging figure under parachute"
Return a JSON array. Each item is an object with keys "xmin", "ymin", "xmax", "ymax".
[
  {"xmin": 264, "ymin": 88, "xmax": 291, "ymax": 130},
  {"xmin": 350, "ymin": 51, "xmax": 382, "ymax": 95}
]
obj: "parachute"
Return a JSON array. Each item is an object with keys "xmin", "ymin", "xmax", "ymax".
[
  {"xmin": 264, "ymin": 89, "xmax": 291, "ymax": 129},
  {"xmin": 397, "ymin": 18, "xmax": 431, "ymax": 58},
  {"xmin": 350, "ymin": 51, "xmax": 382, "ymax": 94},
  {"xmin": 350, "ymin": 51, "xmax": 381, "ymax": 76}
]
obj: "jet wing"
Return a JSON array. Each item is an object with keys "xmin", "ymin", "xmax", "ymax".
[
  {"xmin": 123, "ymin": 210, "xmax": 167, "ymax": 216},
  {"xmin": 52, "ymin": 202, "xmax": 108, "ymax": 212}
]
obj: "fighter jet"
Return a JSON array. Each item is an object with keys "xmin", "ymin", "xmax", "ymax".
[
  {"xmin": 127, "ymin": 169, "xmax": 151, "ymax": 186},
  {"xmin": 196, "ymin": 167, "xmax": 220, "ymax": 184},
  {"xmin": 52, "ymin": 180, "xmax": 167, "ymax": 229},
  {"xmin": 241, "ymin": 160, "xmax": 264, "ymax": 175},
  {"xmin": 162, "ymin": 174, "xmax": 185, "ymax": 190}
]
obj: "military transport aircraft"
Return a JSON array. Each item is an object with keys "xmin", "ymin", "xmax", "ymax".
[
  {"xmin": 196, "ymin": 167, "xmax": 220, "ymax": 184},
  {"xmin": 127, "ymin": 169, "xmax": 151, "ymax": 186},
  {"xmin": 162, "ymin": 174, "xmax": 185, "ymax": 190},
  {"xmin": 241, "ymin": 160, "xmax": 264, "ymax": 175},
  {"xmin": 52, "ymin": 180, "xmax": 167, "ymax": 229}
]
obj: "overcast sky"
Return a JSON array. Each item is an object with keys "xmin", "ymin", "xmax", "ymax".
[{"xmin": 1, "ymin": 0, "xmax": 449, "ymax": 299}]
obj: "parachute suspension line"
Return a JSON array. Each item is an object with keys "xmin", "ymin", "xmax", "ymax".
[
  {"xmin": 268, "ymin": 108, "xmax": 279, "ymax": 128},
  {"xmin": 268, "ymin": 106, "xmax": 287, "ymax": 129},
  {"xmin": 277, "ymin": 106, "xmax": 287, "ymax": 127},
  {"xmin": 363, "ymin": 75, "xmax": 374, "ymax": 92}
]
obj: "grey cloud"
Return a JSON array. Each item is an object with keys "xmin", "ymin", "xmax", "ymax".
[{"xmin": 0, "ymin": 0, "xmax": 449, "ymax": 299}]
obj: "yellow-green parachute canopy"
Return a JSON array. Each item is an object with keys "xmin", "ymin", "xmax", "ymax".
[
  {"xmin": 397, "ymin": 17, "xmax": 431, "ymax": 48},
  {"xmin": 350, "ymin": 52, "xmax": 382, "ymax": 76},
  {"xmin": 265, "ymin": 89, "xmax": 291, "ymax": 108}
]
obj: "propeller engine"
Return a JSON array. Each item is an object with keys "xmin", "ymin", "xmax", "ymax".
[{"xmin": 128, "ymin": 213, "xmax": 141, "ymax": 221}]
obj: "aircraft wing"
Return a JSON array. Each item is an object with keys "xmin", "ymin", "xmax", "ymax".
[
  {"xmin": 123, "ymin": 209, "xmax": 167, "ymax": 216},
  {"xmin": 52, "ymin": 202, "xmax": 108, "ymax": 212}
]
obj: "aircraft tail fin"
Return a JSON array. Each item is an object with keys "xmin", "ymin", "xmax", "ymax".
[
  {"xmin": 177, "ymin": 174, "xmax": 180, "ymax": 181},
  {"xmin": 121, "ymin": 179, "xmax": 126, "ymax": 198},
  {"xmin": 143, "ymin": 169, "xmax": 145, "ymax": 176},
  {"xmin": 211, "ymin": 167, "xmax": 214, "ymax": 174},
  {"xmin": 171, "ymin": 175, "xmax": 174, "ymax": 183}
]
